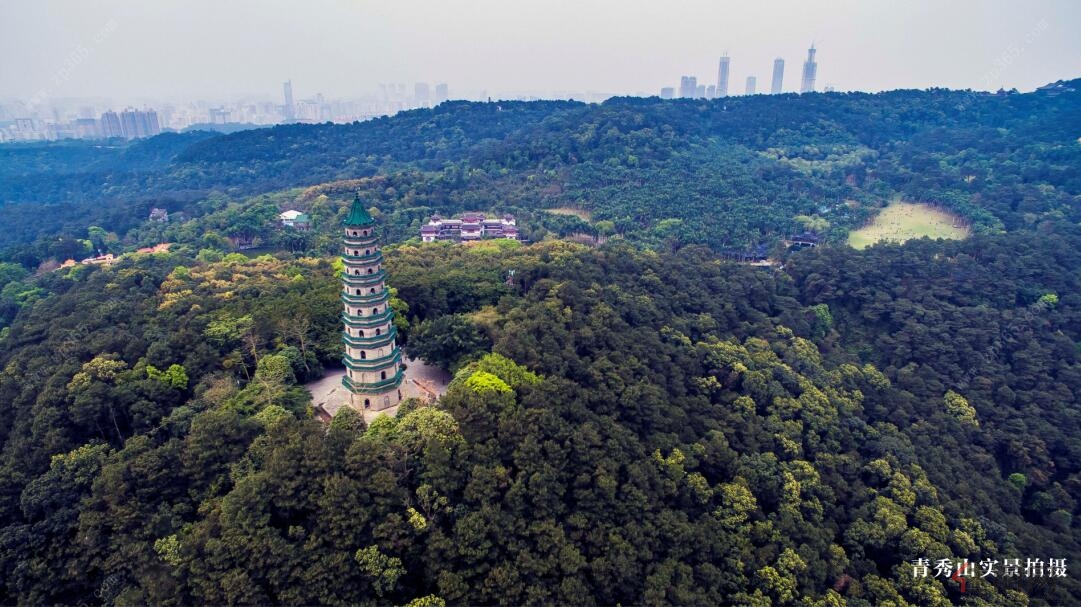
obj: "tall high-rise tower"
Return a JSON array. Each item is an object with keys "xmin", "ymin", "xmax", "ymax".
[
  {"xmin": 801, "ymin": 45, "xmax": 818, "ymax": 93},
  {"xmin": 100, "ymin": 111, "xmax": 123, "ymax": 138},
  {"xmin": 341, "ymin": 194, "xmax": 404, "ymax": 411},
  {"xmin": 414, "ymin": 82, "xmax": 430, "ymax": 107},
  {"xmin": 434, "ymin": 83, "xmax": 449, "ymax": 104},
  {"xmin": 283, "ymin": 80, "xmax": 295, "ymax": 121},
  {"xmin": 679, "ymin": 76, "xmax": 698, "ymax": 98},
  {"xmin": 745, "ymin": 76, "xmax": 757, "ymax": 95},
  {"xmin": 717, "ymin": 55, "xmax": 731, "ymax": 98},
  {"xmin": 771, "ymin": 58, "xmax": 785, "ymax": 94}
]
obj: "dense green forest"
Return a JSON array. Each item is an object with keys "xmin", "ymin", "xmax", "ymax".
[
  {"xmin": 0, "ymin": 83, "xmax": 1080, "ymax": 605},
  {"xmin": 0, "ymin": 226, "xmax": 1080, "ymax": 604},
  {"xmin": 1, "ymin": 82, "xmax": 1079, "ymax": 267}
]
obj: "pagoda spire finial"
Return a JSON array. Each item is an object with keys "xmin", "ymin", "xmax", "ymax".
[{"xmin": 344, "ymin": 192, "xmax": 375, "ymax": 227}]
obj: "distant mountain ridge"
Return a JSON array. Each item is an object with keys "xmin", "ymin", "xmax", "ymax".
[{"xmin": 0, "ymin": 80, "xmax": 1077, "ymax": 254}]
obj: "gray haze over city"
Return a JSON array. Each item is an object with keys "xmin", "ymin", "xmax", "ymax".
[{"xmin": 1, "ymin": 0, "xmax": 1079, "ymax": 138}]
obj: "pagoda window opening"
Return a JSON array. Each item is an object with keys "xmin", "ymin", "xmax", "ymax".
[
  {"xmin": 354, "ymin": 250, "xmax": 359, "ymax": 255},
  {"xmin": 376, "ymin": 328, "xmax": 381, "ymax": 335},
  {"xmin": 372, "ymin": 308, "xmax": 378, "ymax": 315},
  {"xmin": 367, "ymin": 268, "xmax": 373, "ymax": 274},
  {"xmin": 365, "ymin": 249, "xmax": 371, "ymax": 255},
  {"xmin": 353, "ymin": 269, "xmax": 359, "ymax": 275},
  {"xmin": 358, "ymin": 330, "xmax": 365, "ymax": 336},
  {"xmin": 360, "ymin": 351, "xmax": 367, "ymax": 359},
  {"xmin": 381, "ymin": 371, "xmax": 387, "ymax": 380},
  {"xmin": 351, "ymin": 231, "xmax": 358, "ymax": 236},
  {"xmin": 363, "ymin": 398, "xmax": 370, "ymax": 409},
  {"xmin": 369, "ymin": 288, "xmax": 376, "ymax": 294},
  {"xmin": 356, "ymin": 289, "xmax": 361, "ymax": 295}
]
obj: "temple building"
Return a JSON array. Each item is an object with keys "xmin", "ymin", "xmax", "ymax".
[
  {"xmin": 788, "ymin": 231, "xmax": 821, "ymax": 249},
  {"xmin": 420, "ymin": 212, "xmax": 519, "ymax": 242},
  {"xmin": 340, "ymin": 194, "xmax": 404, "ymax": 411}
]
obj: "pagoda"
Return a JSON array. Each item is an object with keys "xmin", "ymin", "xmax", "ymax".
[{"xmin": 340, "ymin": 194, "xmax": 404, "ymax": 411}]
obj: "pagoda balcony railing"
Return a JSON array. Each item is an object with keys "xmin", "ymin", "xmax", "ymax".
[
  {"xmin": 341, "ymin": 291, "xmax": 390, "ymax": 305},
  {"xmin": 343, "ymin": 350, "xmax": 401, "ymax": 370},
  {"xmin": 344, "ymin": 234, "xmax": 379, "ymax": 245},
  {"xmin": 343, "ymin": 370, "xmax": 404, "ymax": 392},
  {"xmin": 342, "ymin": 327, "xmax": 397, "ymax": 347},
  {"xmin": 342, "ymin": 251, "xmax": 383, "ymax": 263},
  {"xmin": 342, "ymin": 270, "xmax": 386, "ymax": 286},
  {"xmin": 342, "ymin": 309, "xmax": 394, "ymax": 327}
]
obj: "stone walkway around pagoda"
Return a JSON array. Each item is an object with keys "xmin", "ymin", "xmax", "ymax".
[{"xmin": 305, "ymin": 354, "xmax": 451, "ymax": 424}]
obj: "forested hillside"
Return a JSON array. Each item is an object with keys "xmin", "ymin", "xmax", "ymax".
[
  {"xmin": 1, "ymin": 82, "xmax": 1079, "ymax": 264},
  {"xmin": 0, "ymin": 83, "xmax": 1080, "ymax": 605},
  {"xmin": 0, "ymin": 224, "xmax": 1079, "ymax": 604}
]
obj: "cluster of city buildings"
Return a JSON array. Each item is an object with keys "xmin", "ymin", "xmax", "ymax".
[
  {"xmin": 3, "ymin": 53, "xmax": 833, "ymax": 144},
  {"xmin": 279, "ymin": 79, "xmax": 450, "ymax": 123},
  {"xmin": 0, "ymin": 79, "xmax": 460, "ymax": 143},
  {"xmin": 2, "ymin": 107, "xmax": 161, "ymax": 142},
  {"xmin": 2, "ymin": 75, "xmax": 650, "ymax": 145},
  {"xmin": 419, "ymin": 213, "xmax": 520, "ymax": 242},
  {"xmin": 661, "ymin": 44, "xmax": 825, "ymax": 99}
]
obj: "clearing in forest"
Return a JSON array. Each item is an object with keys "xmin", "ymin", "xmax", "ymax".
[
  {"xmin": 544, "ymin": 207, "xmax": 593, "ymax": 221},
  {"xmin": 847, "ymin": 200, "xmax": 969, "ymax": 249}
]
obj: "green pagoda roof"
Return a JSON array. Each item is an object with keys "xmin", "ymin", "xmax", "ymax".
[{"xmin": 344, "ymin": 194, "xmax": 374, "ymax": 227}]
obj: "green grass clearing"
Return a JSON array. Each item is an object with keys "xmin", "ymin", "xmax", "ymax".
[{"xmin": 848, "ymin": 201, "xmax": 969, "ymax": 249}]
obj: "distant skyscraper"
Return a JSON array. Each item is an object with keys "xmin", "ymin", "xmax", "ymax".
[
  {"xmin": 801, "ymin": 44, "xmax": 818, "ymax": 93},
  {"xmin": 660, "ymin": 87, "xmax": 675, "ymax": 99},
  {"xmin": 434, "ymin": 83, "xmax": 449, "ymax": 104},
  {"xmin": 717, "ymin": 55, "xmax": 730, "ymax": 97},
  {"xmin": 209, "ymin": 107, "xmax": 230, "ymax": 124},
  {"xmin": 283, "ymin": 80, "xmax": 295, "ymax": 120},
  {"xmin": 679, "ymin": 76, "xmax": 698, "ymax": 99},
  {"xmin": 745, "ymin": 76, "xmax": 756, "ymax": 95},
  {"xmin": 771, "ymin": 58, "xmax": 785, "ymax": 94},
  {"xmin": 120, "ymin": 110, "xmax": 137, "ymax": 138},
  {"xmin": 414, "ymin": 82, "xmax": 430, "ymax": 106},
  {"xmin": 74, "ymin": 118, "xmax": 100, "ymax": 139},
  {"xmin": 695, "ymin": 84, "xmax": 706, "ymax": 98},
  {"xmin": 143, "ymin": 109, "xmax": 161, "ymax": 136},
  {"xmin": 706, "ymin": 85, "xmax": 716, "ymax": 98},
  {"xmin": 108, "ymin": 108, "xmax": 160, "ymax": 139},
  {"xmin": 99, "ymin": 111, "xmax": 123, "ymax": 138}
]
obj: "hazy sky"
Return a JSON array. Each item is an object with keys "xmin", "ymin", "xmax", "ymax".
[{"xmin": 2, "ymin": 0, "xmax": 1080, "ymax": 103}]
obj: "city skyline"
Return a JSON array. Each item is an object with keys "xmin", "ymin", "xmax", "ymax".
[
  {"xmin": 0, "ymin": 80, "xmax": 466, "ymax": 142},
  {"xmin": 664, "ymin": 44, "xmax": 815, "ymax": 99},
  {"xmin": 5, "ymin": 39, "xmax": 829, "ymax": 137},
  {"xmin": 2, "ymin": 0, "xmax": 1079, "ymax": 105}
]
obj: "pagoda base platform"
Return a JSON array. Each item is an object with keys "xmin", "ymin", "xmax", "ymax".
[{"xmin": 305, "ymin": 355, "xmax": 451, "ymax": 425}]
